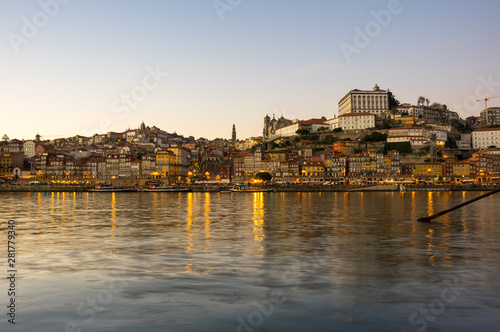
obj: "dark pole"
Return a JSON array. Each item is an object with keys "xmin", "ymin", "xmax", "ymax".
[{"xmin": 418, "ymin": 187, "xmax": 500, "ymax": 223}]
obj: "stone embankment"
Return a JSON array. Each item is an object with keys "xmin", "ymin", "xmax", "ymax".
[{"xmin": 0, "ymin": 184, "xmax": 498, "ymax": 193}]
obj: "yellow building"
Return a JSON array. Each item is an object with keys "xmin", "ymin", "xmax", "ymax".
[
  {"xmin": 412, "ymin": 163, "xmax": 442, "ymax": 177},
  {"xmin": 302, "ymin": 161, "xmax": 325, "ymax": 177},
  {"xmin": 444, "ymin": 161, "xmax": 470, "ymax": 177},
  {"xmin": 168, "ymin": 146, "xmax": 190, "ymax": 178},
  {"xmin": 155, "ymin": 150, "xmax": 175, "ymax": 180},
  {"xmin": 0, "ymin": 153, "xmax": 13, "ymax": 177},
  {"xmin": 395, "ymin": 115, "xmax": 418, "ymax": 125},
  {"xmin": 0, "ymin": 152, "xmax": 24, "ymax": 177}
]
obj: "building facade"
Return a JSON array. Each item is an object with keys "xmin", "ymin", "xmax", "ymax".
[
  {"xmin": 472, "ymin": 128, "xmax": 500, "ymax": 150},
  {"xmin": 338, "ymin": 84, "xmax": 389, "ymax": 118}
]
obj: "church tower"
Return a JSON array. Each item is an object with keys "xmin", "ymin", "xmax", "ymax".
[
  {"xmin": 263, "ymin": 114, "xmax": 271, "ymax": 138},
  {"xmin": 232, "ymin": 124, "xmax": 236, "ymax": 142}
]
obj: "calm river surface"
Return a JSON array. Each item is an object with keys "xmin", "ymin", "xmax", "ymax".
[{"xmin": 1, "ymin": 191, "xmax": 499, "ymax": 331}]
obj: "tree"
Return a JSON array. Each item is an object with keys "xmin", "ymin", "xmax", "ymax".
[
  {"xmin": 417, "ymin": 96, "xmax": 426, "ymax": 106},
  {"xmin": 361, "ymin": 132, "xmax": 388, "ymax": 143},
  {"xmin": 385, "ymin": 142, "xmax": 412, "ymax": 154},
  {"xmin": 381, "ymin": 122, "xmax": 392, "ymax": 129},
  {"xmin": 388, "ymin": 90, "xmax": 400, "ymax": 110},
  {"xmin": 296, "ymin": 128, "xmax": 310, "ymax": 136},
  {"xmin": 333, "ymin": 128, "xmax": 343, "ymax": 133},
  {"xmin": 253, "ymin": 171, "xmax": 272, "ymax": 182}
]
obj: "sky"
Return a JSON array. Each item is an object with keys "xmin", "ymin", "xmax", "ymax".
[{"xmin": 1, "ymin": 0, "xmax": 500, "ymax": 141}]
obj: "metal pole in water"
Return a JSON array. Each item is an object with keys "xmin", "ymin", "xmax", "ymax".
[{"xmin": 417, "ymin": 187, "xmax": 500, "ymax": 223}]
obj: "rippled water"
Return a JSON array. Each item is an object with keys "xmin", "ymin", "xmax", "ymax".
[{"xmin": 1, "ymin": 191, "xmax": 500, "ymax": 331}]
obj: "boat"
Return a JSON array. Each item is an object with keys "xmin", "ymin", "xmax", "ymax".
[
  {"xmin": 230, "ymin": 185, "xmax": 274, "ymax": 192},
  {"xmin": 88, "ymin": 186, "xmax": 140, "ymax": 192},
  {"xmin": 143, "ymin": 185, "xmax": 192, "ymax": 192}
]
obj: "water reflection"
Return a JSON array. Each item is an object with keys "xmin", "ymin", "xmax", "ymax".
[
  {"xmin": 1, "ymin": 191, "xmax": 499, "ymax": 332},
  {"xmin": 185, "ymin": 192, "xmax": 194, "ymax": 271},
  {"xmin": 204, "ymin": 192, "xmax": 211, "ymax": 252},
  {"xmin": 252, "ymin": 192, "xmax": 265, "ymax": 255}
]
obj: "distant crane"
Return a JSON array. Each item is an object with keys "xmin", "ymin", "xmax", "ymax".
[{"xmin": 476, "ymin": 95, "xmax": 500, "ymax": 110}]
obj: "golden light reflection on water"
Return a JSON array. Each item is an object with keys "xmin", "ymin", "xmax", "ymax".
[
  {"xmin": 37, "ymin": 192, "xmax": 42, "ymax": 221},
  {"xmin": 109, "ymin": 193, "xmax": 117, "ymax": 254},
  {"xmin": 427, "ymin": 192, "xmax": 434, "ymax": 216},
  {"xmin": 252, "ymin": 192, "xmax": 265, "ymax": 256},
  {"xmin": 204, "ymin": 192, "xmax": 211, "ymax": 252},
  {"xmin": 426, "ymin": 227, "xmax": 435, "ymax": 266},
  {"xmin": 151, "ymin": 192, "xmax": 159, "ymax": 223},
  {"xmin": 185, "ymin": 193, "xmax": 194, "ymax": 273}
]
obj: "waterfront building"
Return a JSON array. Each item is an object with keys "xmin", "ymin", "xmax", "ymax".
[
  {"xmin": 472, "ymin": 127, "xmax": 500, "ymax": 150},
  {"xmin": 156, "ymin": 150, "xmax": 175, "ymax": 180},
  {"xmin": 469, "ymin": 153, "xmax": 494, "ymax": 178},
  {"xmin": 338, "ymin": 84, "xmax": 389, "ymax": 118},
  {"xmin": 103, "ymin": 154, "xmax": 135, "ymax": 179},
  {"xmin": 244, "ymin": 153, "xmax": 255, "ymax": 177},
  {"xmin": 0, "ymin": 152, "xmax": 24, "ymax": 177},
  {"xmin": 443, "ymin": 161, "xmax": 470, "ymax": 178},
  {"xmin": 347, "ymin": 152, "xmax": 377, "ymax": 177},
  {"xmin": 84, "ymin": 158, "xmax": 105, "ymax": 179},
  {"xmin": 401, "ymin": 162, "xmax": 443, "ymax": 177},
  {"xmin": 141, "ymin": 154, "xmax": 157, "ymax": 179},
  {"xmin": 131, "ymin": 160, "xmax": 141, "ymax": 179},
  {"xmin": 382, "ymin": 150, "xmax": 401, "ymax": 175},
  {"xmin": 233, "ymin": 153, "xmax": 246, "ymax": 178},
  {"xmin": 168, "ymin": 146, "xmax": 191, "ymax": 179},
  {"xmin": 205, "ymin": 153, "xmax": 222, "ymax": 178},
  {"xmin": 301, "ymin": 160, "xmax": 325, "ymax": 178},
  {"xmin": 322, "ymin": 151, "xmax": 347, "ymax": 178}
]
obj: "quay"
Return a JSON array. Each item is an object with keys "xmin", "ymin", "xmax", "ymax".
[{"xmin": 1, "ymin": 184, "xmax": 498, "ymax": 193}]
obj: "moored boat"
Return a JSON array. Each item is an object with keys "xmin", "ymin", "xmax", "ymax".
[
  {"xmin": 230, "ymin": 185, "xmax": 273, "ymax": 192},
  {"xmin": 88, "ymin": 186, "xmax": 140, "ymax": 192},
  {"xmin": 143, "ymin": 186, "xmax": 191, "ymax": 192}
]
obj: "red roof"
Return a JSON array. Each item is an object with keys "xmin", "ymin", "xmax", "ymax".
[
  {"xmin": 473, "ymin": 127, "xmax": 500, "ymax": 132},
  {"xmin": 299, "ymin": 119, "xmax": 326, "ymax": 125}
]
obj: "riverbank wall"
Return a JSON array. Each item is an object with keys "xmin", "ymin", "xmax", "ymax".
[{"xmin": 1, "ymin": 184, "xmax": 499, "ymax": 193}]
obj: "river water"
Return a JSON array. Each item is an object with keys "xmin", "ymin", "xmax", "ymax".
[{"xmin": 0, "ymin": 191, "xmax": 499, "ymax": 331}]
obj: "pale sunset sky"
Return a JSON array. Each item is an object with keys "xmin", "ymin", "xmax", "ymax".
[{"xmin": 1, "ymin": 0, "xmax": 500, "ymax": 141}]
